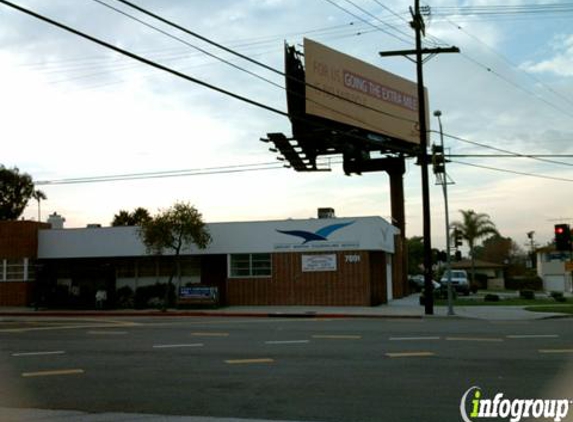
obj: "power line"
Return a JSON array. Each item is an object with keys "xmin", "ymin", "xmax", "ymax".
[
  {"xmin": 322, "ymin": 0, "xmax": 411, "ymax": 45},
  {"xmin": 36, "ymin": 162, "xmax": 290, "ymax": 185},
  {"xmin": 439, "ymin": 131, "xmax": 573, "ymax": 168},
  {"xmin": 459, "ymin": 54, "xmax": 573, "ymax": 119},
  {"xmin": 451, "ymin": 160, "xmax": 573, "ymax": 183},
  {"xmin": 424, "ymin": 23, "xmax": 573, "ymax": 120},
  {"xmin": 112, "ymin": 0, "xmax": 418, "ymax": 126},
  {"xmin": 442, "ymin": 17, "xmax": 573, "ymax": 109},
  {"xmin": 370, "ymin": 0, "xmax": 409, "ymax": 24},
  {"xmin": 339, "ymin": 0, "xmax": 413, "ymax": 44},
  {"xmin": 1, "ymin": 0, "xmax": 413, "ymax": 156},
  {"xmin": 92, "ymin": 0, "xmax": 284, "ymax": 90},
  {"xmin": 0, "ymin": 0, "xmax": 291, "ymax": 117}
]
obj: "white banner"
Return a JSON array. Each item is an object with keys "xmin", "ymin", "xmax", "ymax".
[{"xmin": 302, "ymin": 254, "xmax": 337, "ymax": 272}]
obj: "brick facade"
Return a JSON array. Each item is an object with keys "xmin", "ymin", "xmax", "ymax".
[
  {"xmin": 0, "ymin": 221, "xmax": 49, "ymax": 306},
  {"xmin": 226, "ymin": 251, "xmax": 387, "ymax": 306}
]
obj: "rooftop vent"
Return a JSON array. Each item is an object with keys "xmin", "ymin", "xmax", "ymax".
[{"xmin": 318, "ymin": 208, "xmax": 335, "ymax": 219}]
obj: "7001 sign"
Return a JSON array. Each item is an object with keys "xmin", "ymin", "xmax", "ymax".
[{"xmin": 345, "ymin": 255, "xmax": 361, "ymax": 263}]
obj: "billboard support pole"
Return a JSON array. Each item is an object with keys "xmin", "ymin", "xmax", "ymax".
[{"xmin": 379, "ymin": 1, "xmax": 459, "ymax": 315}]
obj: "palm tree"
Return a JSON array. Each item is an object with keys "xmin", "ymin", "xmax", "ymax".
[
  {"xmin": 451, "ymin": 210, "xmax": 499, "ymax": 286},
  {"xmin": 32, "ymin": 190, "xmax": 47, "ymax": 222}
]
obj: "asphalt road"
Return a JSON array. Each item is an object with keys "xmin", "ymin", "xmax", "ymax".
[{"xmin": 0, "ymin": 316, "xmax": 572, "ymax": 422}]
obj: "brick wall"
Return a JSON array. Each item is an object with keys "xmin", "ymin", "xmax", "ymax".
[
  {"xmin": 0, "ymin": 221, "xmax": 49, "ymax": 306},
  {"xmin": 0, "ymin": 221, "xmax": 49, "ymax": 258},
  {"xmin": 227, "ymin": 251, "xmax": 386, "ymax": 306}
]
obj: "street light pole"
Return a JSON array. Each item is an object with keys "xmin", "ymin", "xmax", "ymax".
[{"xmin": 434, "ymin": 110, "xmax": 454, "ymax": 316}]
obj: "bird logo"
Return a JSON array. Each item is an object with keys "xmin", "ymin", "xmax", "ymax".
[{"xmin": 276, "ymin": 221, "xmax": 355, "ymax": 244}]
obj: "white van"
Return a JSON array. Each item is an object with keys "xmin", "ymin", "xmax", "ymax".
[{"xmin": 440, "ymin": 269, "xmax": 470, "ymax": 295}]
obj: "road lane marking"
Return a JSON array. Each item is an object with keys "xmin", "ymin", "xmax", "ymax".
[
  {"xmin": 12, "ymin": 351, "xmax": 65, "ymax": 357},
  {"xmin": 191, "ymin": 332, "xmax": 229, "ymax": 337},
  {"xmin": 312, "ymin": 335, "xmax": 362, "ymax": 340},
  {"xmin": 385, "ymin": 352, "xmax": 435, "ymax": 358},
  {"xmin": 446, "ymin": 337, "xmax": 503, "ymax": 342},
  {"xmin": 507, "ymin": 334, "xmax": 559, "ymax": 339},
  {"xmin": 153, "ymin": 343, "xmax": 204, "ymax": 349},
  {"xmin": 539, "ymin": 349, "xmax": 573, "ymax": 354},
  {"xmin": 265, "ymin": 340, "xmax": 310, "ymax": 345},
  {"xmin": 87, "ymin": 331, "xmax": 128, "ymax": 335},
  {"xmin": 389, "ymin": 336, "xmax": 440, "ymax": 341},
  {"xmin": 225, "ymin": 358, "xmax": 274, "ymax": 364},
  {"xmin": 0, "ymin": 322, "xmax": 137, "ymax": 333},
  {"xmin": 22, "ymin": 369, "xmax": 84, "ymax": 377}
]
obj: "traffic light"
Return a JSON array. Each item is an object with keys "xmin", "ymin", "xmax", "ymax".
[
  {"xmin": 453, "ymin": 228, "xmax": 463, "ymax": 248},
  {"xmin": 554, "ymin": 224, "xmax": 571, "ymax": 251},
  {"xmin": 431, "ymin": 144, "xmax": 445, "ymax": 174}
]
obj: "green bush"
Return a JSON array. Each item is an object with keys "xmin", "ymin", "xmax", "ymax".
[
  {"xmin": 550, "ymin": 291, "xmax": 567, "ymax": 303},
  {"xmin": 506, "ymin": 277, "xmax": 543, "ymax": 291},
  {"xmin": 519, "ymin": 290, "xmax": 535, "ymax": 300},
  {"xmin": 484, "ymin": 294, "xmax": 500, "ymax": 302}
]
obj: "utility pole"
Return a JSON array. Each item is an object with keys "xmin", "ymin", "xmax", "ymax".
[{"xmin": 380, "ymin": 1, "xmax": 459, "ymax": 315}]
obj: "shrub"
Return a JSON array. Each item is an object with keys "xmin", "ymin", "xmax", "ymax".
[
  {"xmin": 484, "ymin": 294, "xmax": 500, "ymax": 302},
  {"xmin": 506, "ymin": 277, "xmax": 543, "ymax": 291},
  {"xmin": 550, "ymin": 291, "xmax": 567, "ymax": 303},
  {"xmin": 519, "ymin": 289, "xmax": 535, "ymax": 300}
]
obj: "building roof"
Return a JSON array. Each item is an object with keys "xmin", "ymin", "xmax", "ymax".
[
  {"xmin": 37, "ymin": 216, "xmax": 398, "ymax": 259},
  {"xmin": 451, "ymin": 259, "xmax": 504, "ymax": 269}
]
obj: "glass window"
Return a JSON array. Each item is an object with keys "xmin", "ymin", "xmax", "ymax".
[
  {"xmin": 230, "ymin": 254, "xmax": 271, "ymax": 278},
  {"xmin": 2, "ymin": 258, "xmax": 27, "ymax": 282}
]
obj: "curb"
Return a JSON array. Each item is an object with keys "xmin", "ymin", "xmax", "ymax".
[{"xmin": 0, "ymin": 310, "xmax": 423, "ymax": 320}]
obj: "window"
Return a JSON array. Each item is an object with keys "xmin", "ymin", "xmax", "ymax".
[
  {"xmin": 229, "ymin": 254, "xmax": 271, "ymax": 278},
  {"xmin": 1, "ymin": 258, "xmax": 31, "ymax": 282}
]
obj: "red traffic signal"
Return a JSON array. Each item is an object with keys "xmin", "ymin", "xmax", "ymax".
[{"xmin": 554, "ymin": 224, "xmax": 571, "ymax": 251}]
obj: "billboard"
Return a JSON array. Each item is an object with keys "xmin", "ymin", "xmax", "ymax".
[{"xmin": 304, "ymin": 38, "xmax": 427, "ymax": 145}]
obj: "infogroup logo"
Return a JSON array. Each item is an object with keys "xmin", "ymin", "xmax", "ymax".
[{"xmin": 460, "ymin": 386, "xmax": 571, "ymax": 422}]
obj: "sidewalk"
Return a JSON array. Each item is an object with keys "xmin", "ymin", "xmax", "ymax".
[{"xmin": 0, "ymin": 294, "xmax": 567, "ymax": 321}]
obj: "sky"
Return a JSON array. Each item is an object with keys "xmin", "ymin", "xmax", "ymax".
[{"xmin": 1, "ymin": 0, "xmax": 572, "ymax": 251}]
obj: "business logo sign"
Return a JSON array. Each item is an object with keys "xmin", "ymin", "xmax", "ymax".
[
  {"xmin": 460, "ymin": 386, "xmax": 571, "ymax": 422},
  {"xmin": 274, "ymin": 221, "xmax": 358, "ymax": 251}
]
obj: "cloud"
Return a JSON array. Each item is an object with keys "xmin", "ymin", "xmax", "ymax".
[{"xmin": 521, "ymin": 33, "xmax": 573, "ymax": 77}]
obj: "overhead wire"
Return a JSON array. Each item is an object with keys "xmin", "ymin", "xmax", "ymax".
[
  {"xmin": 111, "ymin": 0, "xmax": 419, "ymax": 127},
  {"xmin": 92, "ymin": 0, "xmax": 284, "ymax": 90},
  {"xmin": 438, "ymin": 132, "xmax": 573, "ymax": 168},
  {"xmin": 0, "ymin": 0, "xmax": 413, "ymax": 165},
  {"xmin": 0, "ymin": 0, "xmax": 289, "ymax": 117},
  {"xmin": 322, "ymin": 0, "xmax": 412, "ymax": 45},
  {"xmin": 339, "ymin": 0, "xmax": 413, "ymax": 44},
  {"xmin": 442, "ymin": 17, "xmax": 573, "ymax": 109},
  {"xmin": 451, "ymin": 160, "xmax": 573, "ymax": 183}
]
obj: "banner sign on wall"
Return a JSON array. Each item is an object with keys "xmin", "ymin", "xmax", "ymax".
[{"xmin": 302, "ymin": 254, "xmax": 337, "ymax": 272}]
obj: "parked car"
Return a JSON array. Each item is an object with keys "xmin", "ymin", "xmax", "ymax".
[{"xmin": 440, "ymin": 269, "xmax": 470, "ymax": 295}]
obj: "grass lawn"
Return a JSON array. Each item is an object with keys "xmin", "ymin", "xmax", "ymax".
[{"xmin": 524, "ymin": 305, "xmax": 573, "ymax": 314}]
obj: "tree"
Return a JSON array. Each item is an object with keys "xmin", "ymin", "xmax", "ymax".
[
  {"xmin": 407, "ymin": 236, "xmax": 424, "ymax": 275},
  {"xmin": 32, "ymin": 189, "xmax": 47, "ymax": 222},
  {"xmin": 451, "ymin": 210, "xmax": 499, "ymax": 285},
  {"xmin": 138, "ymin": 202, "xmax": 211, "ymax": 309},
  {"xmin": 0, "ymin": 165, "xmax": 36, "ymax": 221},
  {"xmin": 111, "ymin": 207, "xmax": 151, "ymax": 226}
]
